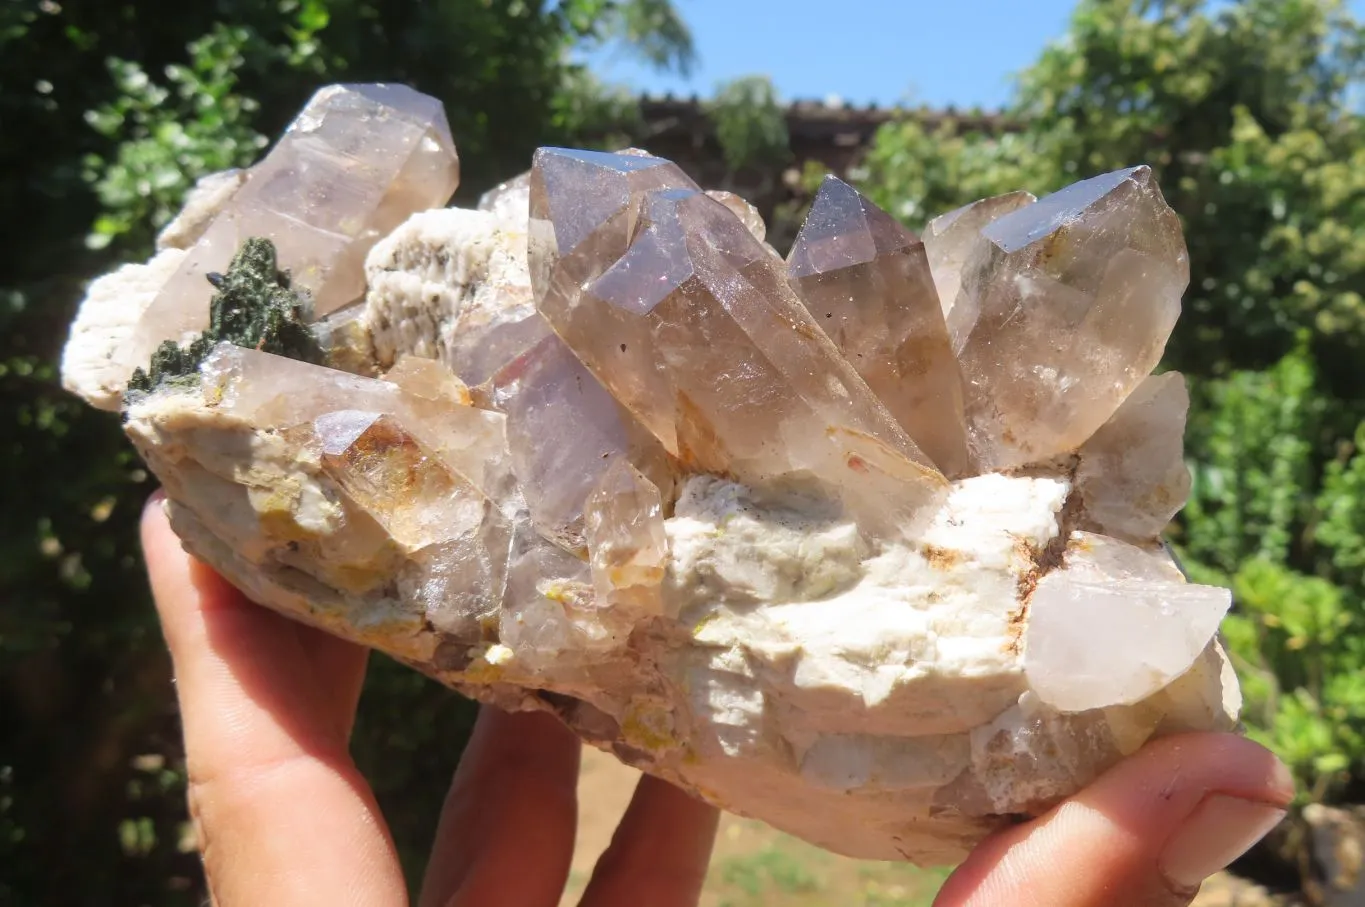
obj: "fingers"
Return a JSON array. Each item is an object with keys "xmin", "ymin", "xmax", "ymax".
[
  {"xmin": 419, "ymin": 707, "xmax": 582, "ymax": 907},
  {"xmin": 935, "ymin": 732, "xmax": 1294, "ymax": 907},
  {"xmin": 142, "ymin": 493, "xmax": 404, "ymax": 906},
  {"xmin": 577, "ymin": 773, "xmax": 719, "ymax": 907}
]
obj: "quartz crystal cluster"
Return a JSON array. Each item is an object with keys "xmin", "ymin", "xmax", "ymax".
[{"xmin": 61, "ymin": 84, "xmax": 1240, "ymax": 865}]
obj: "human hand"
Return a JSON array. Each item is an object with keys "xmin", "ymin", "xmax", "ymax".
[{"xmin": 142, "ymin": 492, "xmax": 1292, "ymax": 907}]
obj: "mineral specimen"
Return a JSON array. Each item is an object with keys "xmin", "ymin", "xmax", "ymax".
[{"xmin": 61, "ymin": 84, "xmax": 1240, "ymax": 866}]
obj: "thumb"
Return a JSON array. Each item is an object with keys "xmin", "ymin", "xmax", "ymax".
[{"xmin": 935, "ymin": 732, "xmax": 1294, "ymax": 907}]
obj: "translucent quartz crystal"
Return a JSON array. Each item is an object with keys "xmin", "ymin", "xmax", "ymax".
[
  {"xmin": 67, "ymin": 117, "xmax": 1241, "ymax": 865},
  {"xmin": 201, "ymin": 345, "xmax": 512, "ymax": 633},
  {"xmin": 384, "ymin": 355, "xmax": 473, "ymax": 405},
  {"xmin": 478, "ymin": 171, "xmax": 532, "ymax": 223},
  {"xmin": 531, "ymin": 150, "xmax": 945, "ymax": 528},
  {"xmin": 528, "ymin": 147, "xmax": 699, "ymax": 313},
  {"xmin": 499, "ymin": 520, "xmax": 600, "ymax": 667},
  {"xmin": 705, "ymin": 190, "xmax": 767, "ymax": 242},
  {"xmin": 1024, "ymin": 532, "xmax": 1231, "ymax": 712},
  {"xmin": 450, "ymin": 312, "xmax": 551, "ymax": 390},
  {"xmin": 123, "ymin": 84, "xmax": 459, "ymax": 376},
  {"xmin": 315, "ymin": 410, "xmax": 484, "ymax": 551},
  {"xmin": 202, "ymin": 344, "xmax": 513, "ymax": 504},
  {"xmin": 518, "ymin": 150, "xmax": 763, "ymax": 242},
  {"xmin": 313, "ymin": 300, "xmax": 378, "ymax": 376},
  {"xmin": 1075, "ymin": 372, "xmax": 1192, "ymax": 542},
  {"xmin": 204, "ymin": 342, "xmax": 406, "ymax": 419},
  {"xmin": 382, "ymin": 360, "xmax": 517, "ymax": 500},
  {"xmin": 491, "ymin": 335, "xmax": 672, "ymax": 554},
  {"xmin": 584, "ymin": 459, "xmax": 669, "ymax": 616},
  {"xmin": 948, "ymin": 167, "xmax": 1188, "ymax": 471},
  {"xmin": 399, "ymin": 504, "xmax": 511, "ymax": 636},
  {"xmin": 788, "ymin": 176, "xmax": 970, "ymax": 476},
  {"xmin": 313, "ymin": 410, "xmax": 511, "ymax": 633},
  {"xmin": 923, "ymin": 191, "xmax": 1035, "ymax": 319}
]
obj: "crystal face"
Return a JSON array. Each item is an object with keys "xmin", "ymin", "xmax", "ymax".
[
  {"xmin": 584, "ymin": 458, "xmax": 668, "ymax": 616},
  {"xmin": 120, "ymin": 83, "xmax": 459, "ymax": 379},
  {"xmin": 491, "ymin": 334, "xmax": 672, "ymax": 553},
  {"xmin": 788, "ymin": 176, "xmax": 970, "ymax": 477},
  {"xmin": 63, "ymin": 85, "xmax": 1238, "ymax": 867},
  {"xmin": 1075, "ymin": 372, "xmax": 1192, "ymax": 542},
  {"xmin": 1024, "ymin": 533, "xmax": 1231, "ymax": 712},
  {"xmin": 923, "ymin": 190, "xmax": 1035, "ymax": 319},
  {"xmin": 528, "ymin": 147, "xmax": 698, "ymax": 308},
  {"xmin": 947, "ymin": 167, "xmax": 1188, "ymax": 471}
]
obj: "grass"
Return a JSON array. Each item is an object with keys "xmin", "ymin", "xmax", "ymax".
[
  {"xmin": 719, "ymin": 846, "xmax": 819, "ymax": 897},
  {"xmin": 560, "ymin": 747, "xmax": 950, "ymax": 907},
  {"xmin": 701, "ymin": 818, "xmax": 947, "ymax": 907}
]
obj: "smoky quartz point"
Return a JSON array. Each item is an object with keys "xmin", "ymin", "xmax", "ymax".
[{"xmin": 788, "ymin": 175, "xmax": 970, "ymax": 476}]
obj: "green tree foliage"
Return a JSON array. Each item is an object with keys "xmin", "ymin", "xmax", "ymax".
[
  {"xmin": 580, "ymin": 0, "xmax": 696, "ymax": 75},
  {"xmin": 1182, "ymin": 343, "xmax": 1365, "ymax": 800},
  {"xmin": 706, "ymin": 75, "xmax": 791, "ymax": 173},
  {"xmin": 861, "ymin": 0, "xmax": 1365, "ymax": 805},
  {"xmin": 0, "ymin": 2, "xmax": 689, "ymax": 902}
]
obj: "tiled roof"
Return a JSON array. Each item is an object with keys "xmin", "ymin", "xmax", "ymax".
[{"xmin": 636, "ymin": 94, "xmax": 1019, "ymax": 144}]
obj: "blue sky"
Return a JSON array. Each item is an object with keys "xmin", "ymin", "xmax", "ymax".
[{"xmin": 583, "ymin": 0, "xmax": 1364, "ymax": 109}]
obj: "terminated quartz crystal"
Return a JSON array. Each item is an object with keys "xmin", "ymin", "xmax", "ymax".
[
  {"xmin": 62, "ymin": 86, "xmax": 1240, "ymax": 867},
  {"xmin": 1075, "ymin": 372, "xmax": 1192, "ymax": 542},
  {"xmin": 211, "ymin": 344, "xmax": 509, "ymax": 491},
  {"xmin": 176, "ymin": 343, "xmax": 512, "ymax": 636},
  {"xmin": 948, "ymin": 167, "xmax": 1187, "ymax": 471},
  {"xmin": 1024, "ymin": 533, "xmax": 1232, "ymax": 712},
  {"xmin": 922, "ymin": 191, "xmax": 1035, "ymax": 319},
  {"xmin": 788, "ymin": 176, "xmax": 970, "ymax": 476},
  {"xmin": 584, "ymin": 459, "xmax": 669, "ymax": 617},
  {"xmin": 120, "ymin": 84, "xmax": 459, "ymax": 380},
  {"xmin": 528, "ymin": 148, "xmax": 698, "ymax": 308},
  {"xmin": 499, "ymin": 520, "xmax": 598, "ymax": 667},
  {"xmin": 491, "ymin": 335, "xmax": 672, "ymax": 553},
  {"xmin": 314, "ymin": 410, "xmax": 478, "ymax": 551}
]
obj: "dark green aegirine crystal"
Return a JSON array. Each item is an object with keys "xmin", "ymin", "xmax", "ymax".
[{"xmin": 126, "ymin": 237, "xmax": 324, "ymax": 400}]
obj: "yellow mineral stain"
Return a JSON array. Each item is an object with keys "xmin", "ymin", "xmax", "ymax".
[{"xmin": 621, "ymin": 704, "xmax": 677, "ymax": 753}]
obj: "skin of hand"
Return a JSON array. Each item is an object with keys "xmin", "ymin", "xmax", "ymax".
[{"xmin": 141, "ymin": 492, "xmax": 1294, "ymax": 907}]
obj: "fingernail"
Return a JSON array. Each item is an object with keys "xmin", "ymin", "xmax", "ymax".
[{"xmin": 1159, "ymin": 794, "xmax": 1287, "ymax": 888}]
